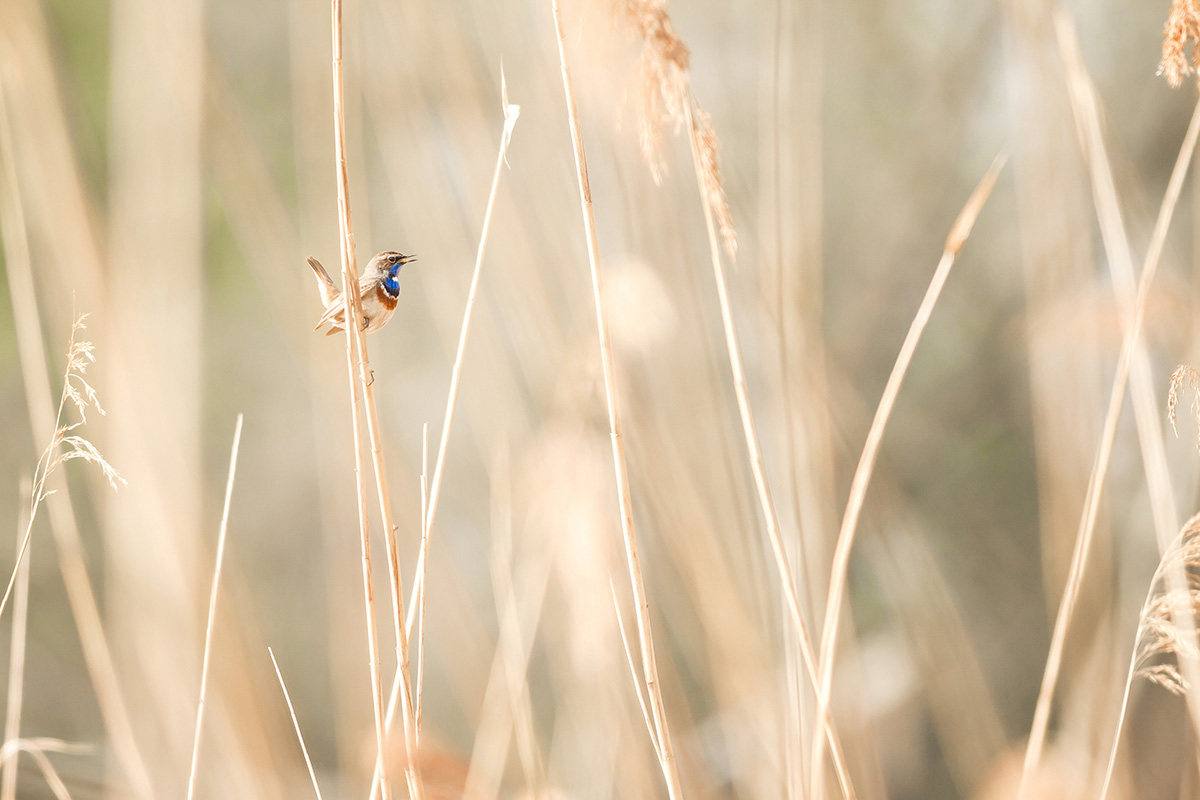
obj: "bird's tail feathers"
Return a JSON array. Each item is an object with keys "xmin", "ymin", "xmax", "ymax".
[{"xmin": 307, "ymin": 256, "xmax": 338, "ymax": 307}]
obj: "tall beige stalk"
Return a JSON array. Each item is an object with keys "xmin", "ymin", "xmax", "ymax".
[
  {"xmin": 269, "ymin": 649, "xmax": 325, "ymax": 800},
  {"xmin": 327, "ymin": 1, "xmax": 420, "ymax": 798},
  {"xmin": 1017, "ymin": 20, "xmax": 1200, "ymax": 794},
  {"xmin": 106, "ymin": 0, "xmax": 206, "ymax": 788},
  {"xmin": 684, "ymin": 98, "xmax": 855, "ymax": 799},
  {"xmin": 0, "ymin": 78, "xmax": 153, "ymax": 800},
  {"xmin": 185, "ymin": 415, "xmax": 244, "ymax": 800},
  {"xmin": 404, "ymin": 87, "xmax": 521, "ymax": 638},
  {"xmin": 810, "ymin": 152, "xmax": 1007, "ymax": 799},
  {"xmin": 1, "ymin": 479, "xmax": 32, "ymax": 800},
  {"xmin": 373, "ymin": 85, "xmax": 520, "ymax": 800},
  {"xmin": 551, "ymin": 1, "xmax": 683, "ymax": 796}
]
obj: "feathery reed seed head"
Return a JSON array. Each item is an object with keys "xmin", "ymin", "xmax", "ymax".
[
  {"xmin": 1160, "ymin": 0, "xmax": 1200, "ymax": 87},
  {"xmin": 1132, "ymin": 513, "xmax": 1200, "ymax": 695},
  {"xmin": 690, "ymin": 108, "xmax": 737, "ymax": 258},
  {"xmin": 1168, "ymin": 365, "xmax": 1200, "ymax": 449},
  {"xmin": 619, "ymin": 0, "xmax": 689, "ymax": 180},
  {"xmin": 50, "ymin": 314, "xmax": 124, "ymax": 492},
  {"xmin": 616, "ymin": 0, "xmax": 737, "ymax": 257}
]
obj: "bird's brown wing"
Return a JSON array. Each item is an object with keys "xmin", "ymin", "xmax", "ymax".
[
  {"xmin": 314, "ymin": 300, "xmax": 346, "ymax": 332},
  {"xmin": 315, "ymin": 280, "xmax": 377, "ymax": 333}
]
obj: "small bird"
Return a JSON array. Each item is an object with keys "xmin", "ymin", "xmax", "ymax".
[{"xmin": 308, "ymin": 251, "xmax": 416, "ymax": 335}]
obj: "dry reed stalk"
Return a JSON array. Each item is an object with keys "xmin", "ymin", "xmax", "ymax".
[
  {"xmin": 610, "ymin": 583, "xmax": 664, "ymax": 764},
  {"xmin": 1054, "ymin": 11, "xmax": 1184, "ymax": 559},
  {"xmin": 810, "ymin": 151, "xmax": 1007, "ymax": 799},
  {"xmin": 416, "ymin": 422, "xmax": 429, "ymax": 737},
  {"xmin": 460, "ymin": 447, "xmax": 549, "ymax": 800},
  {"xmin": 1006, "ymin": 0, "xmax": 1110, "ymax": 647},
  {"xmin": 327, "ymin": 2, "xmax": 414, "ymax": 798},
  {"xmin": 783, "ymin": 598, "xmax": 807, "ymax": 800},
  {"xmin": 1017, "ymin": 23, "xmax": 1200, "ymax": 793},
  {"xmin": 355, "ymin": 249, "xmax": 422, "ymax": 798},
  {"xmin": 681, "ymin": 99, "xmax": 854, "ymax": 797},
  {"xmin": 461, "ymin": 568, "xmax": 551, "ymax": 800},
  {"xmin": 185, "ymin": 414, "xmax": 244, "ymax": 800},
  {"xmin": 764, "ymin": 0, "xmax": 832, "ymax": 642},
  {"xmin": 1097, "ymin": 513, "xmax": 1200, "ymax": 799},
  {"xmin": 614, "ymin": 2, "xmax": 851, "ymax": 787},
  {"xmin": 490, "ymin": 443, "xmax": 543, "ymax": 795},
  {"xmin": 0, "ymin": 739, "xmax": 90, "ymax": 800},
  {"xmin": 403, "ymin": 83, "xmax": 520, "ymax": 638},
  {"xmin": 0, "ymin": 78, "xmax": 152, "ymax": 799},
  {"xmin": 372, "ymin": 77, "xmax": 519, "ymax": 800},
  {"xmin": 105, "ymin": 0, "xmax": 205, "ymax": 784},
  {"xmin": 269, "ymin": 648, "xmax": 325, "ymax": 800},
  {"xmin": 1, "ymin": 478, "xmax": 32, "ymax": 800},
  {"xmin": 551, "ymin": 1, "xmax": 683, "ymax": 796},
  {"xmin": 0, "ymin": 3, "xmax": 104, "ymax": 317},
  {"xmin": 871, "ymin": 530, "xmax": 1006, "ymax": 792}
]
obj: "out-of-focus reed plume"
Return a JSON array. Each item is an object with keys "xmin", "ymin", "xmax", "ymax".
[
  {"xmin": 1161, "ymin": 0, "xmax": 1200, "ymax": 87},
  {"xmin": 1096, "ymin": 513, "xmax": 1200, "ymax": 799},
  {"xmin": 617, "ymin": 0, "xmax": 736, "ymax": 258},
  {"xmin": 1169, "ymin": 365, "xmax": 1200, "ymax": 449},
  {"xmin": 1131, "ymin": 514, "xmax": 1200, "ymax": 697},
  {"xmin": 617, "ymin": 0, "xmax": 689, "ymax": 181}
]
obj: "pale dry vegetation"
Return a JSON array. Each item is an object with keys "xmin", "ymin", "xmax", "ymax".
[{"xmin": 3, "ymin": 0, "xmax": 1200, "ymax": 799}]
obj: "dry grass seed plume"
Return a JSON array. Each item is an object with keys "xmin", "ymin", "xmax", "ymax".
[
  {"xmin": 620, "ymin": 0, "xmax": 736, "ymax": 257},
  {"xmin": 1169, "ymin": 365, "xmax": 1200, "ymax": 449},
  {"xmin": 1161, "ymin": 0, "xmax": 1200, "ymax": 87},
  {"xmin": 1097, "ymin": 513, "xmax": 1200, "ymax": 799},
  {"xmin": 1133, "ymin": 522, "xmax": 1200, "ymax": 696},
  {"xmin": 0, "ymin": 315, "xmax": 124, "ymax": 625}
]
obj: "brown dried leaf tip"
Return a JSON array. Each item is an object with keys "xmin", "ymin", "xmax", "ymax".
[
  {"xmin": 1168, "ymin": 365, "xmax": 1200, "ymax": 449},
  {"xmin": 618, "ymin": 0, "xmax": 736, "ymax": 258},
  {"xmin": 1160, "ymin": 0, "xmax": 1200, "ymax": 87}
]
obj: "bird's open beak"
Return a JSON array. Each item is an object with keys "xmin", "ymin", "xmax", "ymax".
[{"xmin": 404, "ymin": 255, "xmax": 418, "ymax": 264}]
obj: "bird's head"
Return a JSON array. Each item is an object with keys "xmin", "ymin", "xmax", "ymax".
[{"xmin": 371, "ymin": 251, "xmax": 416, "ymax": 298}]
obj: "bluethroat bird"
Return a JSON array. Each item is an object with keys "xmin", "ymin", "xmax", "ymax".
[{"xmin": 308, "ymin": 251, "xmax": 416, "ymax": 335}]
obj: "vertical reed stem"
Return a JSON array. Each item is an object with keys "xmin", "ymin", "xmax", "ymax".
[{"xmin": 551, "ymin": 2, "xmax": 683, "ymax": 796}]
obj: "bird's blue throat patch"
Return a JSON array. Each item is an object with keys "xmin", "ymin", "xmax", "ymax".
[{"xmin": 383, "ymin": 271, "xmax": 400, "ymax": 298}]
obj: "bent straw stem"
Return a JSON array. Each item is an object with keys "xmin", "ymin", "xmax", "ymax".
[{"xmin": 809, "ymin": 152, "xmax": 1007, "ymax": 799}]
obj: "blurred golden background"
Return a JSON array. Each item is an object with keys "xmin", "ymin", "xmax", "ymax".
[{"xmin": 2, "ymin": 0, "xmax": 1200, "ymax": 797}]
